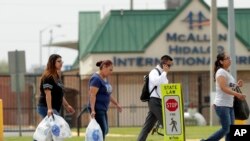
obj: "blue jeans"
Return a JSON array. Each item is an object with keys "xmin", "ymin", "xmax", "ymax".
[
  {"xmin": 205, "ymin": 106, "xmax": 234, "ymax": 141},
  {"xmin": 37, "ymin": 106, "xmax": 60, "ymax": 118}
]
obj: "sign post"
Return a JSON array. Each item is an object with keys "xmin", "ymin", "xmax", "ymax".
[
  {"xmin": 161, "ymin": 83, "xmax": 185, "ymax": 141},
  {"xmin": 8, "ymin": 50, "xmax": 26, "ymax": 137},
  {"xmin": 0, "ymin": 99, "xmax": 3, "ymax": 140}
]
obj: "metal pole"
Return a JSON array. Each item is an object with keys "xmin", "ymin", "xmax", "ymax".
[
  {"xmin": 0, "ymin": 99, "xmax": 3, "ymax": 140},
  {"xmin": 39, "ymin": 31, "xmax": 43, "ymax": 70},
  {"xmin": 48, "ymin": 29, "xmax": 53, "ymax": 56},
  {"xmin": 15, "ymin": 50, "xmax": 22, "ymax": 136},
  {"xmin": 210, "ymin": 0, "xmax": 218, "ymax": 126},
  {"xmin": 228, "ymin": 0, "xmax": 237, "ymax": 78},
  {"xmin": 39, "ymin": 24, "xmax": 61, "ymax": 69},
  {"xmin": 130, "ymin": 0, "xmax": 133, "ymax": 10}
]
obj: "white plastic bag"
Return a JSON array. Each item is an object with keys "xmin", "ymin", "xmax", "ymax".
[
  {"xmin": 33, "ymin": 114, "xmax": 71, "ymax": 141},
  {"xmin": 50, "ymin": 114, "xmax": 72, "ymax": 140},
  {"xmin": 85, "ymin": 118, "xmax": 103, "ymax": 141},
  {"xmin": 33, "ymin": 116, "xmax": 53, "ymax": 141}
]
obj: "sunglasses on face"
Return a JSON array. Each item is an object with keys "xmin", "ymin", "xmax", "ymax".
[
  {"xmin": 56, "ymin": 60, "xmax": 63, "ymax": 63},
  {"xmin": 223, "ymin": 57, "xmax": 231, "ymax": 60},
  {"xmin": 164, "ymin": 64, "xmax": 172, "ymax": 68},
  {"xmin": 168, "ymin": 64, "xmax": 173, "ymax": 68}
]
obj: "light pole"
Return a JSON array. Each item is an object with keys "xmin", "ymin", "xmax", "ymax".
[
  {"xmin": 48, "ymin": 29, "xmax": 53, "ymax": 56},
  {"xmin": 210, "ymin": 0, "xmax": 218, "ymax": 126},
  {"xmin": 39, "ymin": 24, "xmax": 61, "ymax": 69},
  {"xmin": 228, "ymin": 0, "xmax": 236, "ymax": 78}
]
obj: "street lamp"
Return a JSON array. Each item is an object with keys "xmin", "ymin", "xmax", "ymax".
[
  {"xmin": 48, "ymin": 29, "xmax": 54, "ymax": 56},
  {"xmin": 39, "ymin": 24, "xmax": 61, "ymax": 69}
]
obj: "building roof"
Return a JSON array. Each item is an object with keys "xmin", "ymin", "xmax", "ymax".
[
  {"xmin": 79, "ymin": 10, "xmax": 176, "ymax": 60},
  {"xmin": 78, "ymin": 0, "xmax": 250, "ymax": 60},
  {"xmin": 218, "ymin": 8, "xmax": 250, "ymax": 49}
]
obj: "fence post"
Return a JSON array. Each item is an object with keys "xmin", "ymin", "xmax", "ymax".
[{"xmin": 0, "ymin": 99, "xmax": 3, "ymax": 140}]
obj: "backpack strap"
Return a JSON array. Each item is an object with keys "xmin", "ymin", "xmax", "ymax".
[
  {"xmin": 155, "ymin": 68, "xmax": 161, "ymax": 75},
  {"xmin": 149, "ymin": 68, "xmax": 161, "ymax": 96}
]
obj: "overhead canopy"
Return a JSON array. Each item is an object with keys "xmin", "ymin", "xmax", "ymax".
[{"xmin": 43, "ymin": 40, "xmax": 78, "ymax": 50}]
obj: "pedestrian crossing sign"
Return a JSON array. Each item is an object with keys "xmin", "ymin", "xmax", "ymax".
[{"xmin": 161, "ymin": 83, "xmax": 185, "ymax": 141}]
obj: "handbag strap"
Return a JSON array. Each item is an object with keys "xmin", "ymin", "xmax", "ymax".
[{"xmin": 235, "ymin": 86, "xmax": 242, "ymax": 94}]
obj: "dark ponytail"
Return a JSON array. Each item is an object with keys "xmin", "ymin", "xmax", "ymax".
[
  {"xmin": 213, "ymin": 52, "xmax": 225, "ymax": 81},
  {"xmin": 96, "ymin": 60, "xmax": 113, "ymax": 69},
  {"xmin": 96, "ymin": 61, "xmax": 103, "ymax": 67}
]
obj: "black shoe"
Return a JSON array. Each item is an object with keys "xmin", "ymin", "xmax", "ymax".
[{"xmin": 200, "ymin": 139, "xmax": 206, "ymax": 141}]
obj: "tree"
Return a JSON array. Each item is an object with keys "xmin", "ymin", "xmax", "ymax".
[{"xmin": 0, "ymin": 60, "xmax": 9, "ymax": 73}]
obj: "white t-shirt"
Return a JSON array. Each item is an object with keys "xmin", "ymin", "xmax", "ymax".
[{"xmin": 214, "ymin": 68, "xmax": 236, "ymax": 107}]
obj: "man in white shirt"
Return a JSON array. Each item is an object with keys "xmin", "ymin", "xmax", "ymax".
[{"xmin": 137, "ymin": 55, "xmax": 173, "ymax": 141}]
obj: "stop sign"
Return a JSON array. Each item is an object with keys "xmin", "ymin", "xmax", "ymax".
[{"xmin": 166, "ymin": 99, "xmax": 178, "ymax": 111}]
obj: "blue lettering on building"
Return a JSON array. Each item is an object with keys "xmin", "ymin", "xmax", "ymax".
[
  {"xmin": 171, "ymin": 57, "xmax": 210, "ymax": 65},
  {"xmin": 112, "ymin": 29, "xmax": 248, "ymax": 67},
  {"xmin": 168, "ymin": 45, "xmax": 225, "ymax": 55},
  {"xmin": 169, "ymin": 45, "xmax": 210, "ymax": 54},
  {"xmin": 113, "ymin": 57, "xmax": 160, "ymax": 67},
  {"xmin": 237, "ymin": 56, "xmax": 250, "ymax": 64},
  {"xmin": 166, "ymin": 33, "xmax": 227, "ymax": 42},
  {"xmin": 113, "ymin": 56, "xmax": 250, "ymax": 67}
]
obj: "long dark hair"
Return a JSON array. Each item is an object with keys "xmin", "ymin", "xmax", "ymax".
[
  {"xmin": 41, "ymin": 54, "xmax": 61, "ymax": 82},
  {"xmin": 213, "ymin": 52, "xmax": 226, "ymax": 81}
]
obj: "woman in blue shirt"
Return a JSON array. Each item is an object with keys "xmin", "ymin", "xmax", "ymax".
[{"xmin": 88, "ymin": 60, "xmax": 122, "ymax": 140}]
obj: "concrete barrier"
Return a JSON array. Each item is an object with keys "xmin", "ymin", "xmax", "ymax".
[{"xmin": 184, "ymin": 112, "xmax": 207, "ymax": 126}]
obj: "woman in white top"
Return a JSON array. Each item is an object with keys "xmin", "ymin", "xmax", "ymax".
[{"xmin": 201, "ymin": 52, "xmax": 245, "ymax": 141}]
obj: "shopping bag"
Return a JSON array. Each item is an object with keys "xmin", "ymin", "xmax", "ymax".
[
  {"xmin": 85, "ymin": 118, "xmax": 103, "ymax": 141},
  {"xmin": 33, "ymin": 116, "xmax": 53, "ymax": 141},
  {"xmin": 233, "ymin": 86, "xmax": 250, "ymax": 120},
  {"xmin": 33, "ymin": 114, "xmax": 72, "ymax": 141},
  {"xmin": 50, "ymin": 114, "xmax": 72, "ymax": 140}
]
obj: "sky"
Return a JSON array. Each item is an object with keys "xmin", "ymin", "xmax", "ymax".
[{"xmin": 0, "ymin": 0, "xmax": 250, "ymax": 72}]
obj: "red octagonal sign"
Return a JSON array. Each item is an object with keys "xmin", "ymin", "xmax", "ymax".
[{"xmin": 166, "ymin": 99, "xmax": 178, "ymax": 112}]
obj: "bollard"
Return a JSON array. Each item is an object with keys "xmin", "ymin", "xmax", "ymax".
[
  {"xmin": 0, "ymin": 99, "xmax": 3, "ymax": 140},
  {"xmin": 235, "ymin": 119, "xmax": 247, "ymax": 125}
]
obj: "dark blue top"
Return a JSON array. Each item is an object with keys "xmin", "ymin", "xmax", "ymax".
[{"xmin": 88, "ymin": 73, "xmax": 112, "ymax": 112}]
